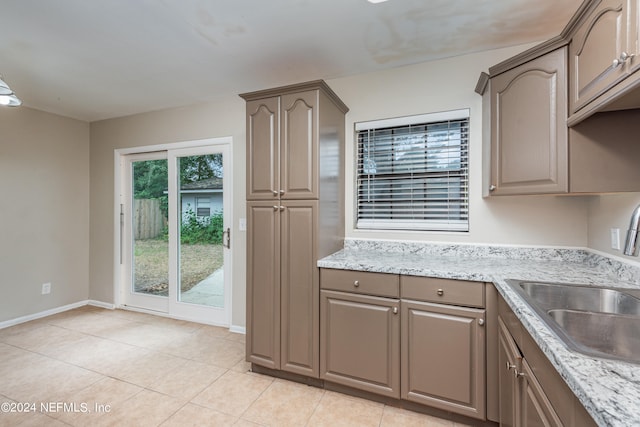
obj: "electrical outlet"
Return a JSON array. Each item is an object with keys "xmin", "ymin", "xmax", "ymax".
[
  {"xmin": 42, "ymin": 282, "xmax": 51, "ymax": 295},
  {"xmin": 611, "ymin": 228, "xmax": 621, "ymax": 251}
]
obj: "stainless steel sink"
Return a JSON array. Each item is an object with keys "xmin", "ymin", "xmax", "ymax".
[
  {"xmin": 547, "ymin": 309, "xmax": 640, "ymax": 361},
  {"xmin": 518, "ymin": 281, "xmax": 640, "ymax": 315},
  {"xmin": 506, "ymin": 280, "xmax": 640, "ymax": 364}
]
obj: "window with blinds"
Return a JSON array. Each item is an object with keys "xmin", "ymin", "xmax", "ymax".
[{"xmin": 356, "ymin": 109, "xmax": 469, "ymax": 232}]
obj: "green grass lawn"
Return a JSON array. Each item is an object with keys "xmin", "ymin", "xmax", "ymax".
[{"xmin": 133, "ymin": 239, "xmax": 223, "ymax": 295}]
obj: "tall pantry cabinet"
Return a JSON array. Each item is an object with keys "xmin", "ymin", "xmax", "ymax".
[{"xmin": 240, "ymin": 81, "xmax": 348, "ymax": 378}]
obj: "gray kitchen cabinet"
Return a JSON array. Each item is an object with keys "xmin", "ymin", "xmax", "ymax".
[
  {"xmin": 244, "ymin": 82, "xmax": 347, "ymax": 201},
  {"xmin": 499, "ymin": 317, "xmax": 562, "ymax": 427},
  {"xmin": 243, "ymin": 81, "xmax": 347, "ymax": 378},
  {"xmin": 478, "ymin": 0, "xmax": 640, "ymax": 196},
  {"xmin": 498, "ymin": 297, "xmax": 597, "ymax": 427},
  {"xmin": 246, "ymin": 89, "xmax": 319, "ymax": 200},
  {"xmin": 401, "ymin": 300, "xmax": 486, "ymax": 419},
  {"xmin": 246, "ymin": 201, "xmax": 280, "ymax": 370},
  {"xmin": 245, "ymin": 96, "xmax": 280, "ymax": 201},
  {"xmin": 498, "ymin": 317, "xmax": 520, "ymax": 427},
  {"xmin": 401, "ymin": 276, "xmax": 487, "ymax": 420},
  {"xmin": 246, "ymin": 200, "xmax": 320, "ymax": 376},
  {"xmin": 320, "ymin": 288, "xmax": 401, "ymax": 398},
  {"xmin": 319, "ymin": 269, "xmax": 495, "ymax": 421},
  {"xmin": 569, "ymin": 0, "xmax": 640, "ymax": 114},
  {"xmin": 488, "ymin": 47, "xmax": 568, "ymax": 195},
  {"xmin": 481, "ymin": 44, "xmax": 640, "ymax": 196}
]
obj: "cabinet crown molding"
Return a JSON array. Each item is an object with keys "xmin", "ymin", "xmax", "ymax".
[
  {"xmin": 481, "ymin": 0, "xmax": 598, "ymax": 80},
  {"xmin": 239, "ymin": 80, "xmax": 349, "ymax": 114}
]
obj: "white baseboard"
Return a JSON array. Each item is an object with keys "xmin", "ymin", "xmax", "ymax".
[
  {"xmin": 0, "ymin": 299, "xmax": 243, "ymax": 334},
  {"xmin": 229, "ymin": 325, "xmax": 246, "ymax": 335},
  {"xmin": 87, "ymin": 300, "xmax": 116, "ymax": 310},
  {"xmin": 0, "ymin": 300, "xmax": 114, "ymax": 330}
]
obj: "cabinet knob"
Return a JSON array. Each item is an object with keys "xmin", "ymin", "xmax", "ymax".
[
  {"xmin": 478, "ymin": 318, "xmax": 485, "ymax": 326},
  {"xmin": 505, "ymin": 362, "xmax": 516, "ymax": 371},
  {"xmin": 436, "ymin": 288, "xmax": 444, "ymax": 296},
  {"xmin": 354, "ymin": 280, "xmax": 360, "ymax": 287},
  {"xmin": 279, "ymin": 190, "xmax": 285, "ymax": 195},
  {"xmin": 489, "ymin": 184, "xmax": 496, "ymax": 192},
  {"xmin": 613, "ymin": 52, "xmax": 634, "ymax": 68},
  {"xmin": 393, "ymin": 307, "xmax": 398, "ymax": 314},
  {"xmin": 279, "ymin": 206, "xmax": 285, "ymax": 211},
  {"xmin": 272, "ymin": 190, "xmax": 279, "ymax": 196},
  {"xmin": 273, "ymin": 205, "xmax": 279, "ymax": 210}
]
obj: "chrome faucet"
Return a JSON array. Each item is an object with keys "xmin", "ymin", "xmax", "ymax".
[{"xmin": 624, "ymin": 204, "xmax": 640, "ymax": 256}]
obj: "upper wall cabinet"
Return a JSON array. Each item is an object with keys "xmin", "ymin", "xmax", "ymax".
[
  {"xmin": 570, "ymin": 0, "xmax": 640, "ymax": 114},
  {"xmin": 478, "ymin": 0, "xmax": 640, "ymax": 196},
  {"xmin": 489, "ymin": 48, "xmax": 568, "ymax": 195}
]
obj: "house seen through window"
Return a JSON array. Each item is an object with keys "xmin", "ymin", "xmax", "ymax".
[{"xmin": 356, "ymin": 109, "xmax": 469, "ymax": 232}]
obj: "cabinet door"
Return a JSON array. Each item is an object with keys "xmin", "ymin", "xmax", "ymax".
[
  {"xmin": 281, "ymin": 90, "xmax": 318, "ymax": 199},
  {"xmin": 320, "ymin": 290, "xmax": 400, "ymax": 398},
  {"xmin": 520, "ymin": 359, "xmax": 563, "ymax": 427},
  {"xmin": 490, "ymin": 47, "xmax": 568, "ymax": 195},
  {"xmin": 401, "ymin": 300, "xmax": 486, "ymax": 419},
  {"xmin": 498, "ymin": 317, "xmax": 522, "ymax": 427},
  {"xmin": 247, "ymin": 97, "xmax": 280, "ymax": 200},
  {"xmin": 570, "ymin": 0, "xmax": 627, "ymax": 112},
  {"xmin": 280, "ymin": 201, "xmax": 319, "ymax": 377},
  {"xmin": 246, "ymin": 201, "xmax": 280, "ymax": 369}
]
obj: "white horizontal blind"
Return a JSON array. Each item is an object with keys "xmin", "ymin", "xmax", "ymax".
[{"xmin": 356, "ymin": 110, "xmax": 469, "ymax": 232}]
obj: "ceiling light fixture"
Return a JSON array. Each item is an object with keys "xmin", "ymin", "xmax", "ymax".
[
  {"xmin": 0, "ymin": 75, "xmax": 22, "ymax": 107},
  {"xmin": 367, "ymin": 0, "xmax": 389, "ymax": 3}
]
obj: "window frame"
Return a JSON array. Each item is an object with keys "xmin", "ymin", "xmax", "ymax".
[{"xmin": 354, "ymin": 109, "xmax": 470, "ymax": 232}]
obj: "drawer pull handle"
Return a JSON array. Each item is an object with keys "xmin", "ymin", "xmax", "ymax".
[
  {"xmin": 437, "ymin": 289, "xmax": 444, "ymax": 296},
  {"xmin": 354, "ymin": 280, "xmax": 360, "ymax": 287}
]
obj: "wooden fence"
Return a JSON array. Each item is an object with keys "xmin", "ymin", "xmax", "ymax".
[{"xmin": 134, "ymin": 198, "xmax": 165, "ymax": 240}]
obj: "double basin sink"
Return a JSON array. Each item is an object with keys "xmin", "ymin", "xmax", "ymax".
[{"xmin": 506, "ymin": 280, "xmax": 640, "ymax": 364}]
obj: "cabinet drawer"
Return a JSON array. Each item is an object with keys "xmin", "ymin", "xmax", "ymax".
[
  {"xmin": 320, "ymin": 269, "xmax": 399, "ymax": 298},
  {"xmin": 401, "ymin": 276, "xmax": 484, "ymax": 308}
]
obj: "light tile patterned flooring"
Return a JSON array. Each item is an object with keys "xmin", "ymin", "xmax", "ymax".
[{"xmin": 0, "ymin": 306, "xmax": 471, "ymax": 426}]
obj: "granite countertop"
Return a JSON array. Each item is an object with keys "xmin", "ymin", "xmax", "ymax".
[{"xmin": 318, "ymin": 239, "xmax": 640, "ymax": 427}]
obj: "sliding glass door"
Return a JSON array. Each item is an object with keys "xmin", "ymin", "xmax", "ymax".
[{"xmin": 121, "ymin": 143, "xmax": 231, "ymax": 325}]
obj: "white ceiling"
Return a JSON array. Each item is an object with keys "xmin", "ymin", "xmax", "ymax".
[{"xmin": 0, "ymin": 0, "xmax": 583, "ymax": 122}]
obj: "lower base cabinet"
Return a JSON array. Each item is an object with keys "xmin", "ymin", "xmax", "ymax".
[
  {"xmin": 319, "ymin": 269, "xmax": 490, "ymax": 421},
  {"xmin": 402, "ymin": 300, "xmax": 486, "ymax": 419},
  {"xmin": 499, "ymin": 317, "xmax": 562, "ymax": 426},
  {"xmin": 498, "ymin": 297, "xmax": 597, "ymax": 427},
  {"xmin": 320, "ymin": 290, "xmax": 400, "ymax": 398}
]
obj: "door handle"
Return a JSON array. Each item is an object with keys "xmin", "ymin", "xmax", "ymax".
[
  {"xmin": 119, "ymin": 204, "xmax": 124, "ymax": 264},
  {"xmin": 223, "ymin": 227, "xmax": 231, "ymax": 249}
]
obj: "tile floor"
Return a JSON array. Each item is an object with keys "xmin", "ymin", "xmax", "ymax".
[{"xmin": 0, "ymin": 306, "xmax": 471, "ymax": 426}]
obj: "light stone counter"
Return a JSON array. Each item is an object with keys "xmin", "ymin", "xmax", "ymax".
[{"xmin": 318, "ymin": 239, "xmax": 640, "ymax": 427}]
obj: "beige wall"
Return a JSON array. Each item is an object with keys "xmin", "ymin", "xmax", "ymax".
[
  {"xmin": 6, "ymin": 43, "xmax": 638, "ymax": 326},
  {"xmin": 328, "ymin": 45, "xmax": 590, "ymax": 247},
  {"xmin": 89, "ymin": 98, "xmax": 247, "ymax": 328},
  {"xmin": 587, "ymin": 193, "xmax": 640, "ymax": 263},
  {"xmin": 0, "ymin": 107, "xmax": 90, "ymax": 323},
  {"xmin": 88, "ymin": 44, "xmax": 596, "ymax": 331}
]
